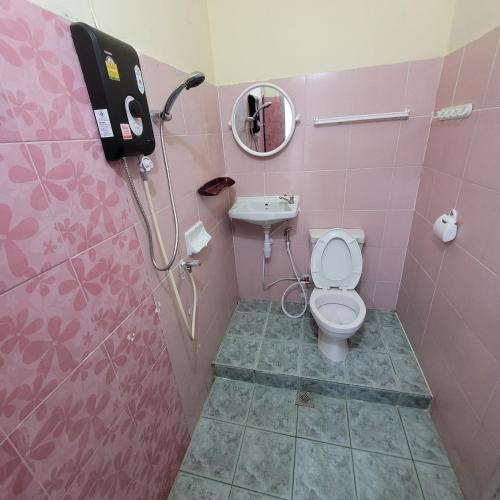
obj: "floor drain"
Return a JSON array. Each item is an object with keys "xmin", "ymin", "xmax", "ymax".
[{"xmin": 296, "ymin": 391, "xmax": 314, "ymax": 408}]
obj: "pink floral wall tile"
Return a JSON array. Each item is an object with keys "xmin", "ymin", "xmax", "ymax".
[
  {"xmin": 0, "ymin": 438, "xmax": 49, "ymax": 499},
  {"xmin": 0, "ymin": 143, "xmax": 67, "ymax": 294},
  {"xmin": 27, "ymin": 141, "xmax": 135, "ymax": 257},
  {"xmin": 0, "ymin": 0, "xmax": 98, "ymax": 141},
  {"xmin": 0, "ymin": 261, "xmax": 96, "ymax": 435},
  {"xmin": 9, "ymin": 345, "xmax": 125, "ymax": 499},
  {"xmin": 0, "ymin": 85, "xmax": 21, "ymax": 142},
  {"xmin": 71, "ymin": 226, "xmax": 151, "ymax": 340}
]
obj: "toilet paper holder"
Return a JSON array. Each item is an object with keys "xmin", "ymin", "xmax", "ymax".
[{"xmin": 433, "ymin": 209, "xmax": 458, "ymax": 243}]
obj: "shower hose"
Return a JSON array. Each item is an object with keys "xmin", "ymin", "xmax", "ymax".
[
  {"xmin": 262, "ymin": 226, "xmax": 309, "ymax": 319},
  {"xmin": 122, "ymin": 118, "xmax": 197, "ymax": 340}
]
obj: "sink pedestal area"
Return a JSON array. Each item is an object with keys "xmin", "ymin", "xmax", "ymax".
[{"xmin": 229, "ymin": 196, "xmax": 300, "ymax": 257}]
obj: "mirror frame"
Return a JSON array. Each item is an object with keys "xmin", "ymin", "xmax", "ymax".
[{"xmin": 230, "ymin": 82, "xmax": 297, "ymax": 157}]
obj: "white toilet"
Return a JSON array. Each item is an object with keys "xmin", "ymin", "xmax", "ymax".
[{"xmin": 308, "ymin": 228, "xmax": 367, "ymax": 362}]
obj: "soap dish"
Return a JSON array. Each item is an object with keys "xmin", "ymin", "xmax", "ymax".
[
  {"xmin": 185, "ymin": 221, "xmax": 212, "ymax": 255},
  {"xmin": 198, "ymin": 177, "xmax": 235, "ymax": 196}
]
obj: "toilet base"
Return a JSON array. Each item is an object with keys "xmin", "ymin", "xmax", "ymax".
[{"xmin": 318, "ymin": 329, "xmax": 349, "ymax": 362}]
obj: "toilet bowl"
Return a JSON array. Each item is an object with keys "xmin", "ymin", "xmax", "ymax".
[{"xmin": 308, "ymin": 228, "xmax": 366, "ymax": 361}]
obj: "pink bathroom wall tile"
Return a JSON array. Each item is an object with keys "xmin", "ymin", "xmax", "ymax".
[
  {"xmin": 484, "ymin": 30, "xmax": 500, "ymax": 107},
  {"xmin": 0, "ymin": 438, "xmax": 48, "ymax": 499},
  {"xmin": 229, "ymin": 172, "xmax": 265, "ymax": 197},
  {"xmin": 343, "ymin": 210, "xmax": 386, "ymax": 247},
  {"xmin": 414, "ymin": 167, "xmax": 434, "ymax": 218},
  {"xmin": 305, "ymin": 69, "xmax": 354, "ymax": 123},
  {"xmin": 467, "ymin": 265, "xmax": 500, "ymax": 364},
  {"xmin": 197, "ymin": 191, "xmax": 230, "ymax": 232},
  {"xmin": 264, "ymin": 171, "xmax": 304, "ymax": 198},
  {"xmin": 165, "ymin": 133, "xmax": 211, "ymax": 196},
  {"xmin": 351, "ymin": 62, "xmax": 408, "ymax": 115},
  {"xmin": 373, "ymin": 282, "xmax": 399, "ymax": 311},
  {"xmin": 435, "ymin": 48, "xmax": 463, "ymax": 111},
  {"xmin": 358, "ymin": 248, "xmax": 379, "ymax": 288},
  {"xmin": 357, "ymin": 279, "xmax": 375, "ymax": 309},
  {"xmin": 0, "ymin": 0, "xmax": 97, "ymax": 141},
  {"xmin": 206, "ymin": 132, "xmax": 226, "ymax": 178},
  {"xmin": 348, "ymin": 121, "xmax": 399, "ymax": 169},
  {"xmin": 104, "ymin": 294, "xmax": 166, "ymax": 403},
  {"xmin": 427, "ymin": 171, "xmax": 461, "ymax": 223},
  {"xmin": 204, "ymin": 83, "xmax": 223, "ymax": 135},
  {"xmin": 223, "ymin": 128, "xmax": 305, "ymax": 174},
  {"xmin": 453, "ymin": 27, "xmax": 500, "ymax": 108},
  {"xmin": 217, "ymin": 82, "xmax": 252, "ymax": 129},
  {"xmin": 425, "ymin": 114, "xmax": 477, "ymax": 178},
  {"xmin": 408, "ymin": 213, "xmax": 445, "ymax": 282},
  {"xmin": 182, "ymin": 82, "xmax": 222, "ymax": 136},
  {"xmin": 407, "ymin": 259, "xmax": 436, "ymax": 324},
  {"xmin": 425, "ymin": 290, "xmax": 463, "ymax": 365},
  {"xmin": 0, "ymin": 260, "xmax": 99, "ymax": 434},
  {"xmin": 71, "ymin": 226, "xmax": 151, "ymax": 340},
  {"xmin": 482, "ymin": 382, "xmax": 500, "ymax": 454},
  {"xmin": 10, "ymin": 345, "xmax": 126, "ymax": 499},
  {"xmin": 0, "ymin": 85, "xmax": 21, "ymax": 142},
  {"xmin": 139, "ymin": 55, "xmax": 187, "ymax": 136},
  {"xmin": 303, "ymin": 125, "xmax": 350, "ymax": 170},
  {"xmin": 294, "ymin": 210, "xmax": 343, "ymax": 243},
  {"xmin": 269, "ymin": 75, "xmax": 306, "ymax": 126},
  {"xmin": 396, "ymin": 285, "xmax": 410, "ymax": 325},
  {"xmin": 464, "ymin": 108, "xmax": 500, "ymax": 191},
  {"xmin": 0, "ymin": 143, "xmax": 67, "ymax": 294},
  {"xmin": 400, "ymin": 251, "xmax": 419, "ymax": 296},
  {"xmin": 344, "ymin": 168, "xmax": 393, "ymax": 210},
  {"xmin": 482, "ymin": 202, "xmax": 500, "ymax": 277},
  {"xmin": 389, "ymin": 166, "xmax": 422, "ymax": 210},
  {"xmin": 448, "ymin": 323, "xmax": 500, "ymax": 418},
  {"xmin": 404, "ymin": 58, "xmax": 442, "ymax": 116},
  {"xmin": 395, "ymin": 117, "xmax": 431, "ymax": 166},
  {"xmin": 382, "ymin": 210, "xmax": 414, "ymax": 248},
  {"xmin": 438, "ymin": 243, "xmax": 481, "ymax": 326},
  {"xmin": 377, "ymin": 247, "xmax": 406, "ymax": 283},
  {"xmin": 302, "ymin": 170, "xmax": 346, "ymax": 211},
  {"xmin": 28, "ymin": 141, "xmax": 135, "ymax": 257},
  {"xmin": 237, "ymin": 270, "xmax": 270, "ymax": 301},
  {"xmin": 456, "ymin": 180, "xmax": 500, "ymax": 260},
  {"xmin": 464, "ymin": 427, "xmax": 500, "ymax": 493}
]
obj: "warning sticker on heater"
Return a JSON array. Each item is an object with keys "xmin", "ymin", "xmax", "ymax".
[
  {"xmin": 120, "ymin": 123, "xmax": 132, "ymax": 140},
  {"xmin": 94, "ymin": 109, "xmax": 113, "ymax": 138},
  {"xmin": 105, "ymin": 55, "xmax": 120, "ymax": 81}
]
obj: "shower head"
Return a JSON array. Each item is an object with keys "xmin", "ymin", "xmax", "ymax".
[{"xmin": 161, "ymin": 71, "xmax": 205, "ymax": 121}]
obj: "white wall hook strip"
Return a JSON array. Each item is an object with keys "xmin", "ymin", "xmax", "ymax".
[
  {"xmin": 313, "ymin": 109, "xmax": 410, "ymax": 126},
  {"xmin": 433, "ymin": 103, "xmax": 473, "ymax": 121}
]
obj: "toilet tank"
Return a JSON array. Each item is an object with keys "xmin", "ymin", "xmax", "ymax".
[{"xmin": 309, "ymin": 228, "xmax": 365, "ymax": 250}]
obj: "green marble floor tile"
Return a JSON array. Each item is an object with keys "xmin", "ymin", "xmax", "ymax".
[{"xmin": 415, "ymin": 462, "xmax": 464, "ymax": 500}]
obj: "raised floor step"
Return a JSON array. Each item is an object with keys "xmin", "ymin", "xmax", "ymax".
[{"xmin": 212, "ymin": 299, "xmax": 432, "ymax": 409}]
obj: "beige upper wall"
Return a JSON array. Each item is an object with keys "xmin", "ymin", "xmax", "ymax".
[
  {"xmin": 29, "ymin": 0, "xmax": 500, "ymax": 86},
  {"xmin": 207, "ymin": 0, "xmax": 456, "ymax": 84},
  {"xmin": 448, "ymin": 0, "xmax": 500, "ymax": 52},
  {"xmin": 29, "ymin": 0, "xmax": 216, "ymax": 82}
]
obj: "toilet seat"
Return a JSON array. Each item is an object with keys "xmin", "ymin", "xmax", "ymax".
[
  {"xmin": 310, "ymin": 228, "xmax": 362, "ymax": 290},
  {"xmin": 309, "ymin": 288, "xmax": 366, "ymax": 339}
]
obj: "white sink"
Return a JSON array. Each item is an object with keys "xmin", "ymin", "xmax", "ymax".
[{"xmin": 229, "ymin": 196, "xmax": 300, "ymax": 228}]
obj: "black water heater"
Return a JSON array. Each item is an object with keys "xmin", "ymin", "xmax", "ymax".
[{"xmin": 70, "ymin": 23, "xmax": 155, "ymax": 161}]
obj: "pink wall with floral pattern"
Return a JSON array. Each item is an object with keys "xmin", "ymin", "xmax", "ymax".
[
  {"xmin": 0, "ymin": 0, "xmax": 237, "ymax": 498},
  {"xmin": 397, "ymin": 26, "xmax": 500, "ymax": 499}
]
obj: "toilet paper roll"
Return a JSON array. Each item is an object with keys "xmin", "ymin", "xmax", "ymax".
[{"xmin": 433, "ymin": 211, "xmax": 458, "ymax": 243}]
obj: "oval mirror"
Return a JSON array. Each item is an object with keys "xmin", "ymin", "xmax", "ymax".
[{"xmin": 231, "ymin": 83, "xmax": 297, "ymax": 157}]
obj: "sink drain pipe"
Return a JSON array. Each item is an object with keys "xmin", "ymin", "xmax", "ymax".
[{"xmin": 262, "ymin": 226, "xmax": 308, "ymax": 318}]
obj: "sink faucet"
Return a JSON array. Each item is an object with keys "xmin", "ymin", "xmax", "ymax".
[{"xmin": 279, "ymin": 194, "xmax": 295, "ymax": 205}]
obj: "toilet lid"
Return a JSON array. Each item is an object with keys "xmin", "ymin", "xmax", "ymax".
[{"xmin": 310, "ymin": 228, "xmax": 362, "ymax": 290}]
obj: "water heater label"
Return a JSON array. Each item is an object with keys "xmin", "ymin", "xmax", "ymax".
[
  {"xmin": 94, "ymin": 109, "xmax": 114, "ymax": 138},
  {"xmin": 135, "ymin": 65, "xmax": 145, "ymax": 94},
  {"xmin": 120, "ymin": 123, "xmax": 132, "ymax": 140},
  {"xmin": 105, "ymin": 55, "xmax": 120, "ymax": 81}
]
